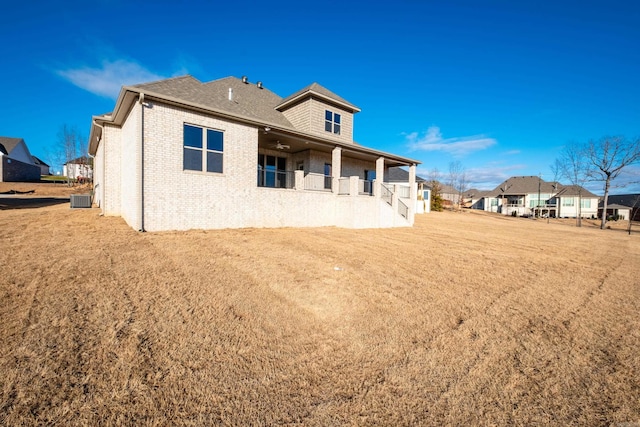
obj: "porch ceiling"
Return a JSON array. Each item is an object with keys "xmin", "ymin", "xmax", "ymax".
[{"xmin": 257, "ymin": 130, "xmax": 412, "ymax": 167}]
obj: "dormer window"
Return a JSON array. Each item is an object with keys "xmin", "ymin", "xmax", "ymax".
[{"xmin": 325, "ymin": 110, "xmax": 341, "ymax": 135}]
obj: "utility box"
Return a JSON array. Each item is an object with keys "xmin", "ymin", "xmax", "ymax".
[{"xmin": 70, "ymin": 194, "xmax": 92, "ymax": 208}]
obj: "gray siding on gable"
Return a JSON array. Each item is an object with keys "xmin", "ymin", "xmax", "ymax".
[
  {"xmin": 280, "ymin": 98, "xmax": 312, "ymax": 134},
  {"xmin": 309, "ymin": 98, "xmax": 354, "ymax": 143},
  {"xmin": 280, "ymin": 97, "xmax": 355, "ymax": 143}
]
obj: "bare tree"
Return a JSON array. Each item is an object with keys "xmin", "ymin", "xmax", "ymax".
[
  {"xmin": 553, "ymin": 142, "xmax": 591, "ymax": 227},
  {"xmin": 547, "ymin": 163, "xmax": 562, "ymax": 224},
  {"xmin": 57, "ymin": 125, "xmax": 85, "ymax": 186},
  {"xmin": 585, "ymin": 136, "xmax": 640, "ymax": 229},
  {"xmin": 448, "ymin": 161, "xmax": 467, "ymax": 210}
]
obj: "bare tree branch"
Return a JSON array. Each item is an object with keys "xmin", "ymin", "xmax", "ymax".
[{"xmin": 583, "ymin": 136, "xmax": 640, "ymax": 229}]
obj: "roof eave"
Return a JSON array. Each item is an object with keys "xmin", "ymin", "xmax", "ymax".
[
  {"xmin": 276, "ymin": 90, "xmax": 361, "ymax": 113},
  {"xmin": 88, "ymin": 86, "xmax": 416, "ymax": 166}
]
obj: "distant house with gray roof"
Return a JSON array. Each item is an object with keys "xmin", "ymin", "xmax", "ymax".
[
  {"xmin": 599, "ymin": 194, "xmax": 640, "ymax": 221},
  {"xmin": 31, "ymin": 155, "xmax": 50, "ymax": 176},
  {"xmin": 481, "ymin": 176, "xmax": 599, "ymax": 218},
  {"xmin": 0, "ymin": 137, "xmax": 41, "ymax": 182},
  {"xmin": 88, "ymin": 75, "xmax": 420, "ymax": 231}
]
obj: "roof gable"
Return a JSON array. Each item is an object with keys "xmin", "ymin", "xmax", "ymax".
[
  {"xmin": 276, "ymin": 82, "xmax": 360, "ymax": 113},
  {"xmin": 557, "ymin": 184, "xmax": 599, "ymax": 198},
  {"xmin": 488, "ymin": 176, "xmax": 558, "ymax": 196},
  {"xmin": 0, "ymin": 137, "xmax": 25, "ymax": 155}
]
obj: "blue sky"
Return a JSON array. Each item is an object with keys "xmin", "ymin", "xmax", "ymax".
[{"xmin": 1, "ymin": 0, "xmax": 639, "ymax": 193}]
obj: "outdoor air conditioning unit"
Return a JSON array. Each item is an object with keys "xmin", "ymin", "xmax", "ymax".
[{"xmin": 70, "ymin": 194, "xmax": 92, "ymax": 208}]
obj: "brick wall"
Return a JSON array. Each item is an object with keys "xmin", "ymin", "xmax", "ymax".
[
  {"xmin": 97, "ymin": 99, "xmax": 412, "ymax": 231},
  {"xmin": 1, "ymin": 156, "xmax": 41, "ymax": 182}
]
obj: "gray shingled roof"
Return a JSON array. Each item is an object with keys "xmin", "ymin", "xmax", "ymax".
[
  {"xmin": 600, "ymin": 194, "xmax": 640, "ymax": 208},
  {"xmin": 486, "ymin": 176, "xmax": 599, "ymax": 198},
  {"xmin": 385, "ymin": 166, "xmax": 426, "ymax": 183},
  {"xmin": 557, "ymin": 184, "xmax": 599, "ymax": 198},
  {"xmin": 32, "ymin": 155, "xmax": 49, "ymax": 166},
  {"xmin": 276, "ymin": 82, "xmax": 360, "ymax": 112},
  {"xmin": 487, "ymin": 176, "xmax": 558, "ymax": 197},
  {"xmin": 135, "ymin": 75, "xmax": 294, "ymax": 128},
  {"xmin": 0, "ymin": 137, "xmax": 24, "ymax": 156}
]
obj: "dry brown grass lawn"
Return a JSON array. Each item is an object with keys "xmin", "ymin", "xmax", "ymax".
[{"xmin": 1, "ymin": 192, "xmax": 639, "ymax": 425}]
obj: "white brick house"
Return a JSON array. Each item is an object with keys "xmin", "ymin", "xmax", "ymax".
[{"xmin": 88, "ymin": 75, "xmax": 420, "ymax": 231}]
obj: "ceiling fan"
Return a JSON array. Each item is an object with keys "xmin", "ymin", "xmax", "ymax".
[{"xmin": 270, "ymin": 141, "xmax": 290, "ymax": 150}]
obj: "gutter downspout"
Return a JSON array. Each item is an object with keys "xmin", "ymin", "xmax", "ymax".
[
  {"xmin": 91, "ymin": 120, "xmax": 105, "ymax": 210},
  {"xmin": 138, "ymin": 94, "xmax": 146, "ymax": 232}
]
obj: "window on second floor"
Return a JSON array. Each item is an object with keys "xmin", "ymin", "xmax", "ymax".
[{"xmin": 325, "ymin": 110, "xmax": 341, "ymax": 135}]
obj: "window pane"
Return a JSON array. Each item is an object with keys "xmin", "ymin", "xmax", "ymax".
[
  {"xmin": 266, "ymin": 155, "xmax": 276, "ymax": 167},
  {"xmin": 184, "ymin": 124, "xmax": 203, "ymax": 148},
  {"xmin": 334, "ymin": 124, "xmax": 341, "ymax": 135},
  {"xmin": 207, "ymin": 129, "xmax": 223, "ymax": 151},
  {"xmin": 277, "ymin": 157, "xmax": 286, "ymax": 171},
  {"xmin": 207, "ymin": 152, "xmax": 223, "ymax": 173},
  {"xmin": 325, "ymin": 121, "xmax": 332, "ymax": 132},
  {"xmin": 334, "ymin": 113, "xmax": 341, "ymax": 124},
  {"xmin": 184, "ymin": 148, "xmax": 202, "ymax": 170},
  {"xmin": 325, "ymin": 110, "xmax": 332, "ymax": 121}
]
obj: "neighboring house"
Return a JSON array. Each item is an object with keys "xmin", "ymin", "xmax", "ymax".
[
  {"xmin": 63, "ymin": 156, "xmax": 93, "ymax": 180},
  {"xmin": 555, "ymin": 184, "xmax": 599, "ymax": 218},
  {"xmin": 439, "ymin": 183, "xmax": 459, "ymax": 207},
  {"xmin": 88, "ymin": 75, "xmax": 420, "ymax": 231},
  {"xmin": 386, "ymin": 167, "xmax": 429, "ymax": 213},
  {"xmin": 481, "ymin": 176, "xmax": 599, "ymax": 218},
  {"xmin": 599, "ymin": 194, "xmax": 640, "ymax": 221},
  {"xmin": 464, "ymin": 188, "xmax": 487, "ymax": 209},
  {"xmin": 32, "ymin": 156, "xmax": 50, "ymax": 176},
  {"xmin": 0, "ymin": 136, "xmax": 41, "ymax": 182}
]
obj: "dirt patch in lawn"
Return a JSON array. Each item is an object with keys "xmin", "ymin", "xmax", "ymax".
[{"xmin": 1, "ymin": 204, "xmax": 639, "ymax": 425}]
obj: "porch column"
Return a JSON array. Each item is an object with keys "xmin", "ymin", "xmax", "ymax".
[
  {"xmin": 374, "ymin": 156, "xmax": 385, "ymax": 198},
  {"xmin": 332, "ymin": 146, "xmax": 342, "ymax": 194},
  {"xmin": 294, "ymin": 170, "xmax": 304, "ymax": 191},
  {"xmin": 408, "ymin": 163, "xmax": 417, "ymax": 224}
]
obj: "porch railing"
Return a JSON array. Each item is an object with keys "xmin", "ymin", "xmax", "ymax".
[
  {"xmin": 359, "ymin": 179, "xmax": 373, "ymax": 196},
  {"xmin": 257, "ymin": 169, "xmax": 295, "ymax": 189},
  {"xmin": 398, "ymin": 199, "xmax": 409, "ymax": 219},
  {"xmin": 338, "ymin": 178, "xmax": 350, "ymax": 195},
  {"xmin": 380, "ymin": 183, "xmax": 392, "ymax": 205},
  {"xmin": 305, "ymin": 173, "xmax": 332, "ymax": 191}
]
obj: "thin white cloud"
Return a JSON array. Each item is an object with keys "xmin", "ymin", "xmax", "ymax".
[
  {"xmin": 503, "ymin": 149, "xmax": 521, "ymax": 155},
  {"xmin": 57, "ymin": 59, "xmax": 165, "ymax": 99},
  {"xmin": 415, "ymin": 163, "xmax": 527, "ymax": 190},
  {"xmin": 406, "ymin": 126, "xmax": 496, "ymax": 156}
]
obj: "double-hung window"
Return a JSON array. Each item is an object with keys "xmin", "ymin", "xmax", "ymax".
[
  {"xmin": 324, "ymin": 110, "xmax": 341, "ymax": 135},
  {"xmin": 183, "ymin": 124, "xmax": 223, "ymax": 173}
]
